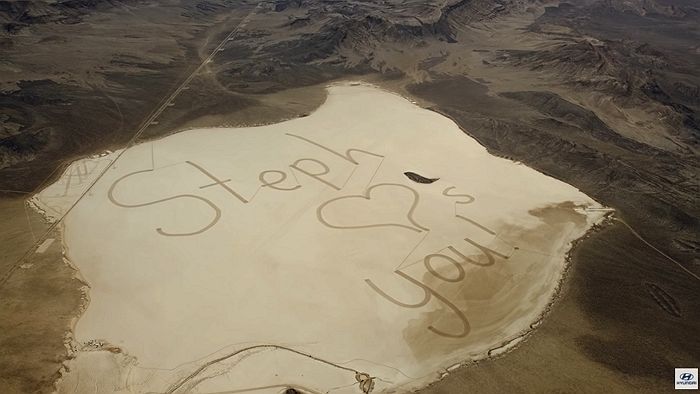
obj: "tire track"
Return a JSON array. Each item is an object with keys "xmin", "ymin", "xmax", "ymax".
[
  {"xmin": 614, "ymin": 218, "xmax": 699, "ymax": 281},
  {"xmin": 165, "ymin": 344, "xmax": 370, "ymax": 394}
]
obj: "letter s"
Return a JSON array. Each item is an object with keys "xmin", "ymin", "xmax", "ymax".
[{"xmin": 108, "ymin": 169, "xmax": 221, "ymax": 237}]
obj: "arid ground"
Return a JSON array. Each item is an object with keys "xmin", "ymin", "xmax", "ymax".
[
  {"xmin": 31, "ymin": 83, "xmax": 606, "ymax": 393},
  {"xmin": 1, "ymin": 0, "xmax": 698, "ymax": 393}
]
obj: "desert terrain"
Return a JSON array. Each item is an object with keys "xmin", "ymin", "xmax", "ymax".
[
  {"xmin": 1, "ymin": 0, "xmax": 698, "ymax": 393},
  {"xmin": 31, "ymin": 83, "xmax": 606, "ymax": 393}
]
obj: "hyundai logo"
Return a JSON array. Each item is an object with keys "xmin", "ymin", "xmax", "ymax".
[
  {"xmin": 680, "ymin": 373, "xmax": 695, "ymax": 381},
  {"xmin": 675, "ymin": 368, "xmax": 698, "ymax": 389}
]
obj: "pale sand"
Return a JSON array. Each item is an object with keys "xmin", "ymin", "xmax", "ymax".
[{"xmin": 33, "ymin": 83, "xmax": 607, "ymax": 393}]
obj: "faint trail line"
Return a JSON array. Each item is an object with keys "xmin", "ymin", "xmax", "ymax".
[
  {"xmin": 338, "ymin": 358, "xmax": 419, "ymax": 380},
  {"xmin": 396, "ymin": 246, "xmax": 449, "ymax": 272},
  {"xmin": 395, "ymin": 231, "xmax": 430, "ymax": 270},
  {"xmin": 22, "ymin": 202, "xmax": 37, "ymax": 243},
  {"xmin": 289, "ymin": 165, "xmax": 301, "ymax": 185},
  {"xmin": 455, "ymin": 213, "xmax": 495, "ymax": 235},
  {"xmin": 150, "ymin": 142, "xmax": 155, "ymax": 170},
  {"xmin": 0, "ymin": 2, "xmax": 266, "ymax": 289},
  {"xmin": 197, "ymin": 383, "xmax": 324, "ymax": 394},
  {"xmin": 614, "ymin": 218, "xmax": 699, "ymax": 281},
  {"xmin": 364, "ymin": 157, "xmax": 384, "ymax": 191},
  {"xmin": 340, "ymin": 165, "xmax": 359, "ymax": 189},
  {"xmin": 165, "ymin": 344, "xmax": 361, "ymax": 394}
]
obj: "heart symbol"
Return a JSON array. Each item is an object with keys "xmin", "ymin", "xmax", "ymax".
[{"xmin": 316, "ymin": 183, "xmax": 429, "ymax": 232}]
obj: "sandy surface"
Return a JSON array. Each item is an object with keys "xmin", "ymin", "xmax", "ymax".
[{"xmin": 32, "ymin": 83, "xmax": 606, "ymax": 393}]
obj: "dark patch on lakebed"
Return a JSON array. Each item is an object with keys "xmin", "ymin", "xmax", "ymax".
[{"xmin": 404, "ymin": 171, "xmax": 439, "ymax": 184}]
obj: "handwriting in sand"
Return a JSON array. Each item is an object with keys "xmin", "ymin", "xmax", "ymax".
[{"xmin": 108, "ymin": 132, "xmax": 512, "ymax": 338}]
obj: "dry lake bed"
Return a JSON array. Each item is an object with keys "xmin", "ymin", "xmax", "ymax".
[{"xmin": 31, "ymin": 83, "xmax": 607, "ymax": 393}]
